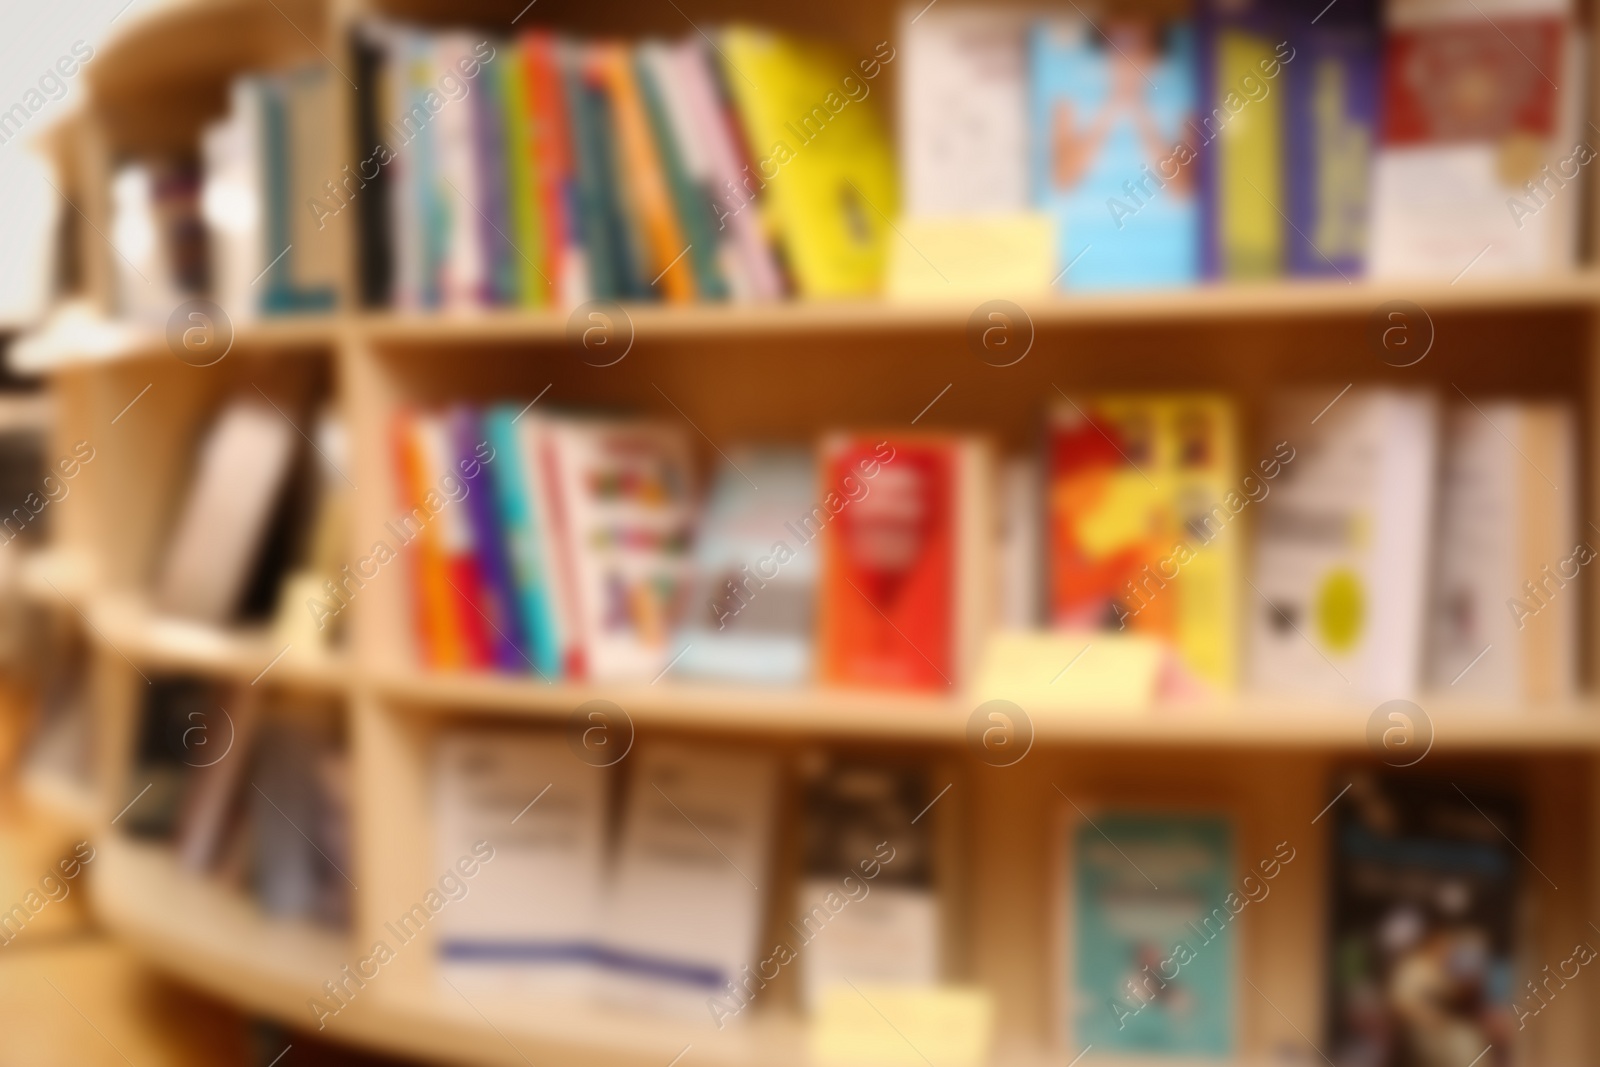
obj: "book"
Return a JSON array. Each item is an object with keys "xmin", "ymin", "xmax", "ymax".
[
  {"xmin": 200, "ymin": 84, "xmax": 263, "ymax": 323},
  {"xmin": 155, "ymin": 398, "xmax": 300, "ymax": 625},
  {"xmin": 1030, "ymin": 17, "xmax": 1201, "ymax": 289},
  {"xmin": 1249, "ymin": 389, "xmax": 1437, "ymax": 699},
  {"xmin": 174, "ymin": 685, "xmax": 264, "ymax": 874},
  {"xmin": 719, "ymin": 28, "xmax": 899, "ymax": 297},
  {"xmin": 436, "ymin": 35, "xmax": 488, "ymax": 310},
  {"xmin": 434, "ymin": 730, "xmax": 608, "ymax": 992},
  {"xmin": 638, "ymin": 46, "xmax": 729, "ymax": 300},
  {"xmin": 900, "ymin": 6, "xmax": 1030, "ymax": 216},
  {"xmin": 673, "ymin": 449, "xmax": 819, "ymax": 685},
  {"xmin": 1427, "ymin": 402, "xmax": 1576, "ymax": 699},
  {"xmin": 1059, "ymin": 809, "xmax": 1237, "ymax": 1056},
  {"xmin": 1196, "ymin": 0, "xmax": 1290, "ymax": 279},
  {"xmin": 455, "ymin": 407, "xmax": 526, "ymax": 671},
  {"xmin": 484, "ymin": 406, "xmax": 566, "ymax": 679},
  {"xmin": 1369, "ymin": 0, "xmax": 1582, "ymax": 278},
  {"xmin": 251, "ymin": 700, "xmax": 350, "ymax": 927},
  {"xmin": 1046, "ymin": 395, "xmax": 1240, "ymax": 690},
  {"xmin": 818, "ymin": 434, "xmax": 993, "ymax": 690},
  {"xmin": 1328, "ymin": 772, "xmax": 1524, "ymax": 1067},
  {"xmin": 540, "ymin": 417, "xmax": 696, "ymax": 681},
  {"xmin": 393, "ymin": 409, "xmax": 468, "ymax": 669},
  {"xmin": 602, "ymin": 743, "xmax": 779, "ymax": 1014},
  {"xmin": 125, "ymin": 677, "xmax": 217, "ymax": 841},
  {"xmin": 796, "ymin": 755, "xmax": 940, "ymax": 1011},
  {"xmin": 1284, "ymin": 0, "xmax": 1379, "ymax": 277},
  {"xmin": 259, "ymin": 67, "xmax": 340, "ymax": 313}
]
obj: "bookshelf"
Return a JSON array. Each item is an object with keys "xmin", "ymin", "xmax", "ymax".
[{"xmin": 16, "ymin": 0, "xmax": 1600, "ymax": 1065}]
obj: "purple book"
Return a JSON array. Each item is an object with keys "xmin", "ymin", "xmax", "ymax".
[
  {"xmin": 453, "ymin": 407, "xmax": 527, "ymax": 671},
  {"xmin": 1285, "ymin": 0, "xmax": 1379, "ymax": 277}
]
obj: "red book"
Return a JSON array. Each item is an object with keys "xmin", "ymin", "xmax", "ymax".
[{"xmin": 818, "ymin": 434, "xmax": 988, "ymax": 690}]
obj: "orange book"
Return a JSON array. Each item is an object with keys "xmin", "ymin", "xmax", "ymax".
[
  {"xmin": 522, "ymin": 32, "xmax": 567, "ymax": 303},
  {"xmin": 596, "ymin": 44, "xmax": 696, "ymax": 302},
  {"xmin": 817, "ymin": 433, "xmax": 992, "ymax": 690},
  {"xmin": 393, "ymin": 411, "xmax": 464, "ymax": 669}
]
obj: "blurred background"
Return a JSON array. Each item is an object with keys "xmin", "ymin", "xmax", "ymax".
[{"xmin": 0, "ymin": 0, "xmax": 1595, "ymax": 1064}]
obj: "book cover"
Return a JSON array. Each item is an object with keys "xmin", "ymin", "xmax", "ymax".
[
  {"xmin": 1369, "ymin": 0, "xmax": 1579, "ymax": 278},
  {"xmin": 1249, "ymin": 389, "xmax": 1437, "ymax": 699},
  {"xmin": 455, "ymin": 407, "xmax": 527, "ymax": 671},
  {"xmin": 1046, "ymin": 396, "xmax": 1240, "ymax": 690},
  {"xmin": 434, "ymin": 730, "xmax": 608, "ymax": 992},
  {"xmin": 1196, "ymin": 0, "xmax": 1288, "ymax": 279},
  {"xmin": 817, "ymin": 435, "xmax": 958, "ymax": 690},
  {"xmin": 541, "ymin": 417, "xmax": 696, "ymax": 681},
  {"xmin": 521, "ymin": 33, "xmax": 565, "ymax": 306},
  {"xmin": 413, "ymin": 411, "xmax": 492, "ymax": 668},
  {"xmin": 352, "ymin": 25, "xmax": 395, "ymax": 307},
  {"xmin": 435, "ymin": 35, "xmax": 487, "ymax": 310},
  {"xmin": 156, "ymin": 399, "xmax": 299, "ymax": 625},
  {"xmin": 719, "ymin": 28, "xmax": 899, "ymax": 297},
  {"xmin": 674, "ymin": 449, "xmax": 818, "ymax": 685},
  {"xmin": 394, "ymin": 410, "xmax": 464, "ymax": 669},
  {"xmin": 1030, "ymin": 18, "xmax": 1200, "ymax": 290},
  {"xmin": 1427, "ymin": 403, "xmax": 1576, "ymax": 699},
  {"xmin": 602, "ymin": 743, "xmax": 779, "ymax": 1014},
  {"xmin": 1284, "ymin": 0, "xmax": 1379, "ymax": 277},
  {"xmin": 484, "ymin": 406, "xmax": 565, "ymax": 679},
  {"xmin": 1328, "ymin": 772, "xmax": 1523, "ymax": 1067},
  {"xmin": 473, "ymin": 37, "xmax": 517, "ymax": 306},
  {"xmin": 637, "ymin": 46, "xmax": 729, "ymax": 301},
  {"xmin": 901, "ymin": 6, "xmax": 1031, "ymax": 216},
  {"xmin": 563, "ymin": 50, "xmax": 628, "ymax": 300},
  {"xmin": 1060, "ymin": 809, "xmax": 1236, "ymax": 1057},
  {"xmin": 796, "ymin": 755, "xmax": 939, "ymax": 1010}
]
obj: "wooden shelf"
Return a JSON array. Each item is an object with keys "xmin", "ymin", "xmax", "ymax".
[
  {"xmin": 20, "ymin": 767, "xmax": 100, "ymax": 832},
  {"xmin": 13, "ymin": 270, "xmax": 1600, "ymax": 372},
  {"xmin": 376, "ymin": 670, "xmax": 1600, "ymax": 749},
  {"xmin": 18, "ymin": 547, "xmax": 97, "ymax": 608},
  {"xmin": 84, "ymin": 595, "xmax": 348, "ymax": 691}
]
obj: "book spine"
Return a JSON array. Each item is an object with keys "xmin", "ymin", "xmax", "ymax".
[
  {"xmin": 455, "ymin": 408, "xmax": 527, "ymax": 670},
  {"xmin": 393, "ymin": 411, "xmax": 457, "ymax": 667},
  {"xmin": 485, "ymin": 408, "xmax": 564, "ymax": 678}
]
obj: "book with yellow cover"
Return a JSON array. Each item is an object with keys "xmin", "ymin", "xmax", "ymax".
[
  {"xmin": 719, "ymin": 28, "xmax": 899, "ymax": 297},
  {"xmin": 1046, "ymin": 395, "xmax": 1240, "ymax": 689}
]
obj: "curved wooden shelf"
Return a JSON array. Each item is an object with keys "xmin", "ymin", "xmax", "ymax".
[
  {"xmin": 13, "ymin": 270, "xmax": 1600, "ymax": 372},
  {"xmin": 84, "ymin": 595, "xmax": 349, "ymax": 692}
]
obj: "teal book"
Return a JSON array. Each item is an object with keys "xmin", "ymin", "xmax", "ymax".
[
  {"xmin": 1065, "ymin": 811, "xmax": 1235, "ymax": 1055},
  {"xmin": 485, "ymin": 406, "xmax": 563, "ymax": 679}
]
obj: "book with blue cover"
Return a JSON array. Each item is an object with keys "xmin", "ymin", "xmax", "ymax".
[
  {"xmin": 674, "ymin": 449, "xmax": 818, "ymax": 685},
  {"xmin": 1285, "ymin": 0, "xmax": 1378, "ymax": 277},
  {"xmin": 484, "ymin": 406, "xmax": 564, "ymax": 679},
  {"xmin": 1030, "ymin": 18, "xmax": 1200, "ymax": 291},
  {"xmin": 1061, "ymin": 809, "xmax": 1236, "ymax": 1057}
]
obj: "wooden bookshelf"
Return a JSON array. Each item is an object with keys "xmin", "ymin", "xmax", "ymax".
[{"xmin": 17, "ymin": 0, "xmax": 1600, "ymax": 1064}]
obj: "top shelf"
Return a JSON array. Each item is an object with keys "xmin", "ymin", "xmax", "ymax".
[{"xmin": 14, "ymin": 273, "xmax": 1600, "ymax": 372}]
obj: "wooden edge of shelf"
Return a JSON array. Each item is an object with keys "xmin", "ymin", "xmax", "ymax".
[
  {"xmin": 91, "ymin": 838, "xmax": 814, "ymax": 1067},
  {"xmin": 13, "ymin": 272, "xmax": 1600, "ymax": 371},
  {"xmin": 20, "ymin": 767, "xmax": 101, "ymax": 832}
]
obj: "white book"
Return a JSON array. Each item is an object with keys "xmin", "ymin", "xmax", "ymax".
[
  {"xmin": 899, "ymin": 5, "xmax": 1031, "ymax": 216},
  {"xmin": 435, "ymin": 35, "xmax": 485, "ymax": 310},
  {"xmin": 1249, "ymin": 390, "xmax": 1438, "ymax": 699},
  {"xmin": 200, "ymin": 86, "xmax": 262, "ymax": 324},
  {"xmin": 1427, "ymin": 403, "xmax": 1576, "ymax": 699},
  {"xmin": 542, "ymin": 418, "xmax": 696, "ymax": 681},
  {"xmin": 155, "ymin": 399, "xmax": 298, "ymax": 624},
  {"xmin": 1370, "ymin": 0, "xmax": 1582, "ymax": 278},
  {"xmin": 432, "ymin": 731, "xmax": 609, "ymax": 994},
  {"xmin": 600, "ymin": 744, "xmax": 779, "ymax": 1016}
]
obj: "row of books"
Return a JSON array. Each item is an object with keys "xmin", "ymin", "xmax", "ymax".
[
  {"xmin": 434, "ymin": 728, "xmax": 1527, "ymax": 1067},
  {"xmin": 124, "ymin": 676, "xmax": 352, "ymax": 928},
  {"xmin": 143, "ymin": 0, "xmax": 1579, "ymax": 322},
  {"xmin": 907, "ymin": 0, "xmax": 1584, "ymax": 289},
  {"xmin": 386, "ymin": 392, "xmax": 1575, "ymax": 700}
]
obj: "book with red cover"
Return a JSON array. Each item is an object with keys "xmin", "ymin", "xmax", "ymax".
[{"xmin": 818, "ymin": 435, "xmax": 988, "ymax": 690}]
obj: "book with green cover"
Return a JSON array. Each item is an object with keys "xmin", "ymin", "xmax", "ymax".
[
  {"xmin": 501, "ymin": 41, "xmax": 544, "ymax": 307},
  {"xmin": 1063, "ymin": 810, "xmax": 1236, "ymax": 1056},
  {"xmin": 636, "ymin": 48, "xmax": 728, "ymax": 301}
]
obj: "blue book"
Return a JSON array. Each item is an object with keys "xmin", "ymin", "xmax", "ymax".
[
  {"xmin": 673, "ymin": 450, "xmax": 817, "ymax": 686},
  {"xmin": 484, "ymin": 406, "xmax": 563, "ymax": 679},
  {"xmin": 454, "ymin": 407, "xmax": 527, "ymax": 672},
  {"xmin": 1030, "ymin": 19, "xmax": 1199, "ymax": 290}
]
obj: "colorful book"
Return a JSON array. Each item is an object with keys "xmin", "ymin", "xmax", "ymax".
[
  {"xmin": 1328, "ymin": 773, "xmax": 1523, "ymax": 1067},
  {"xmin": 817, "ymin": 434, "xmax": 991, "ymax": 690},
  {"xmin": 394, "ymin": 411, "xmax": 464, "ymax": 669},
  {"xmin": 719, "ymin": 28, "xmax": 899, "ymax": 297},
  {"xmin": 1285, "ymin": 0, "xmax": 1379, "ymax": 276},
  {"xmin": 473, "ymin": 37, "xmax": 517, "ymax": 306},
  {"xmin": 1030, "ymin": 17, "xmax": 1200, "ymax": 289},
  {"xmin": 1046, "ymin": 395, "xmax": 1240, "ymax": 690},
  {"xmin": 1369, "ymin": 0, "xmax": 1581, "ymax": 278},
  {"xmin": 484, "ymin": 406, "xmax": 564, "ymax": 679},
  {"xmin": 637, "ymin": 46, "xmax": 729, "ymax": 300},
  {"xmin": 540, "ymin": 417, "xmax": 696, "ymax": 681},
  {"xmin": 1060, "ymin": 810, "xmax": 1237, "ymax": 1056},
  {"xmin": 455, "ymin": 408, "xmax": 527, "ymax": 671},
  {"xmin": 1196, "ymin": 0, "xmax": 1289, "ymax": 279}
]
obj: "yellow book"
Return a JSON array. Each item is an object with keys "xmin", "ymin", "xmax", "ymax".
[{"xmin": 719, "ymin": 29, "xmax": 898, "ymax": 297}]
